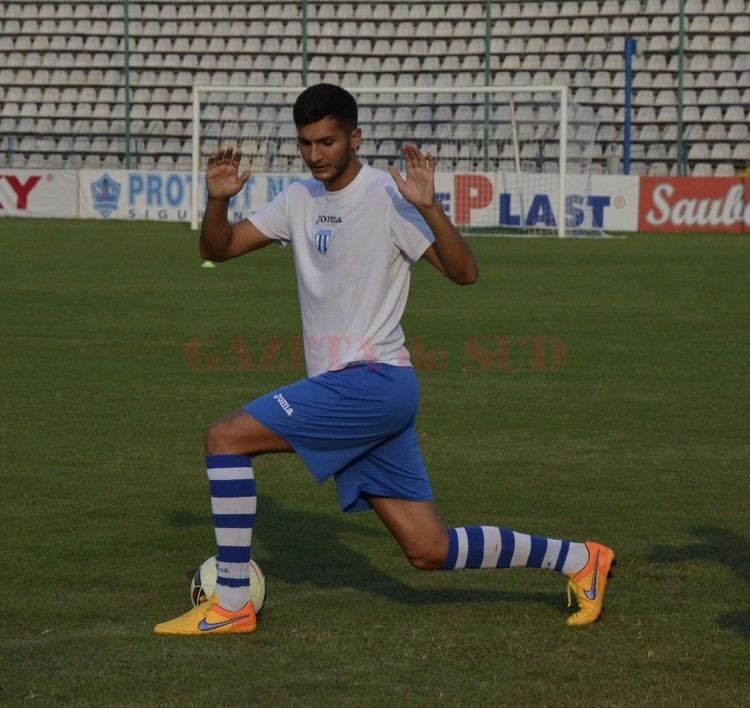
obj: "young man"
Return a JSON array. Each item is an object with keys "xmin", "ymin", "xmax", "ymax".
[{"xmin": 154, "ymin": 84, "xmax": 614, "ymax": 635}]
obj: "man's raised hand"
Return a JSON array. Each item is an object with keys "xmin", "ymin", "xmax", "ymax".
[
  {"xmin": 206, "ymin": 147, "xmax": 252, "ymax": 200},
  {"xmin": 389, "ymin": 143, "xmax": 436, "ymax": 210}
]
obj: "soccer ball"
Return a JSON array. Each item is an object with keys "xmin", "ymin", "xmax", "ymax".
[{"xmin": 190, "ymin": 556, "xmax": 266, "ymax": 613}]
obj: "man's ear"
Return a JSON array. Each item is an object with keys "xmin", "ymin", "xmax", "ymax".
[{"xmin": 351, "ymin": 127, "xmax": 362, "ymax": 150}]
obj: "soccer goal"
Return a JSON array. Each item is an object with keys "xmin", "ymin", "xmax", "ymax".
[{"xmin": 191, "ymin": 85, "xmax": 602, "ymax": 238}]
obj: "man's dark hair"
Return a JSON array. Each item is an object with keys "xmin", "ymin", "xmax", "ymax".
[{"xmin": 293, "ymin": 84, "xmax": 358, "ymax": 130}]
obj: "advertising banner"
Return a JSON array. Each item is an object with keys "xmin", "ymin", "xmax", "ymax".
[
  {"xmin": 434, "ymin": 172, "xmax": 639, "ymax": 232},
  {"xmin": 639, "ymin": 177, "xmax": 750, "ymax": 233},
  {"xmin": 0, "ymin": 169, "xmax": 77, "ymax": 218},
  {"xmin": 79, "ymin": 170, "xmax": 196, "ymax": 221},
  {"xmin": 78, "ymin": 169, "xmax": 639, "ymax": 232},
  {"xmin": 78, "ymin": 170, "xmax": 307, "ymax": 223}
]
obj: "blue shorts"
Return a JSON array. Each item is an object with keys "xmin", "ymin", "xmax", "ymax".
[{"xmin": 244, "ymin": 362, "xmax": 432, "ymax": 513}]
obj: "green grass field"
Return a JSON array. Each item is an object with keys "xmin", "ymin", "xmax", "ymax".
[{"xmin": 1, "ymin": 218, "xmax": 749, "ymax": 707}]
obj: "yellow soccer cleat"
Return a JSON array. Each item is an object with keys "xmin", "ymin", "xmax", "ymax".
[
  {"xmin": 566, "ymin": 541, "xmax": 616, "ymax": 626},
  {"xmin": 154, "ymin": 594, "xmax": 257, "ymax": 636}
]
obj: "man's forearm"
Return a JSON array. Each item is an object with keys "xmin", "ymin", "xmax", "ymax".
[
  {"xmin": 200, "ymin": 197, "xmax": 233, "ymax": 260},
  {"xmin": 418, "ymin": 202, "xmax": 479, "ymax": 283}
]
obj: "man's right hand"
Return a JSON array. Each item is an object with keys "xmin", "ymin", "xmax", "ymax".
[
  {"xmin": 200, "ymin": 147, "xmax": 272, "ymax": 263},
  {"xmin": 206, "ymin": 147, "xmax": 252, "ymax": 200}
]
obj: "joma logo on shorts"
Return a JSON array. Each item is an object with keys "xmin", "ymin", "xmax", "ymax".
[{"xmin": 273, "ymin": 393, "xmax": 294, "ymax": 416}]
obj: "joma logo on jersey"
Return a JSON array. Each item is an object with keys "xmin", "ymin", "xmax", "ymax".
[
  {"xmin": 273, "ymin": 393, "xmax": 294, "ymax": 416},
  {"xmin": 314, "ymin": 228, "xmax": 333, "ymax": 254},
  {"xmin": 316, "ymin": 215, "xmax": 342, "ymax": 224}
]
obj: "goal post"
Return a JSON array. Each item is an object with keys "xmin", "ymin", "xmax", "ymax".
[{"xmin": 191, "ymin": 84, "xmax": 602, "ymax": 238}]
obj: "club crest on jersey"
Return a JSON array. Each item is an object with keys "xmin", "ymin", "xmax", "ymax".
[{"xmin": 314, "ymin": 228, "xmax": 333, "ymax": 254}]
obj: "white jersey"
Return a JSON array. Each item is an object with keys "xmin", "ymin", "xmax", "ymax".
[{"xmin": 248, "ymin": 164, "xmax": 434, "ymax": 377}]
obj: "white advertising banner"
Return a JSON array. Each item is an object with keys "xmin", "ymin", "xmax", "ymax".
[
  {"xmin": 78, "ymin": 170, "xmax": 308, "ymax": 223},
  {"xmin": 0, "ymin": 169, "xmax": 77, "ymax": 218},
  {"xmin": 79, "ymin": 169, "xmax": 195, "ymax": 221},
  {"xmin": 433, "ymin": 172, "xmax": 639, "ymax": 232},
  {"xmin": 77, "ymin": 169, "xmax": 639, "ymax": 232}
]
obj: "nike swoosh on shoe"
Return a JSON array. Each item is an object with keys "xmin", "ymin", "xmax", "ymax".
[
  {"xmin": 584, "ymin": 550, "xmax": 601, "ymax": 601},
  {"xmin": 197, "ymin": 615, "xmax": 250, "ymax": 631}
]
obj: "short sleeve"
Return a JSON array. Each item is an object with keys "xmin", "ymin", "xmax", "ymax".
[
  {"xmin": 387, "ymin": 188, "xmax": 435, "ymax": 263},
  {"xmin": 248, "ymin": 188, "xmax": 291, "ymax": 245}
]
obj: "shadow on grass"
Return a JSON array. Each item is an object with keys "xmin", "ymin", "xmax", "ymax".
[
  {"xmin": 168, "ymin": 496, "xmax": 563, "ymax": 613},
  {"xmin": 650, "ymin": 526, "xmax": 750, "ymax": 640}
]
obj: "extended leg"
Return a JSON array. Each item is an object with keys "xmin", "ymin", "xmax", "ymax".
[{"xmin": 369, "ymin": 496, "xmax": 614, "ymax": 625}]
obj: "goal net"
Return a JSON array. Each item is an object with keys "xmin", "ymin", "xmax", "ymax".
[{"xmin": 191, "ymin": 85, "xmax": 602, "ymax": 237}]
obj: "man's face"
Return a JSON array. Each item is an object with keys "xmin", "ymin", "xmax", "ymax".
[{"xmin": 296, "ymin": 116, "xmax": 361, "ymax": 189}]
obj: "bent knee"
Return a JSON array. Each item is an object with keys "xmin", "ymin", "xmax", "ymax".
[
  {"xmin": 204, "ymin": 420, "xmax": 244, "ymax": 455},
  {"xmin": 406, "ymin": 550, "xmax": 447, "ymax": 571},
  {"xmin": 204, "ymin": 411, "xmax": 291, "ymax": 456},
  {"xmin": 204, "ymin": 422, "xmax": 225, "ymax": 452}
]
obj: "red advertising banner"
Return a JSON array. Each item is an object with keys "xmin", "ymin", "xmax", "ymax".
[{"xmin": 639, "ymin": 176, "xmax": 750, "ymax": 233}]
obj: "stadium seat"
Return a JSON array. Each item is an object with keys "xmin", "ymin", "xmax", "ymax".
[
  {"xmin": 712, "ymin": 35, "xmax": 733, "ymax": 52},
  {"xmin": 688, "ymin": 143, "xmax": 710, "ymax": 161},
  {"xmin": 701, "ymin": 106, "xmax": 724, "ymax": 125},
  {"xmin": 698, "ymin": 88, "xmax": 721, "ymax": 106},
  {"xmin": 647, "ymin": 143, "xmax": 669, "ymax": 161},
  {"xmin": 714, "ymin": 163, "xmax": 735, "ymax": 177},
  {"xmin": 710, "ymin": 144, "xmax": 732, "ymax": 161},
  {"xmin": 719, "ymin": 87, "xmax": 741, "ymax": 105},
  {"xmin": 727, "ymin": 123, "xmax": 749, "ymax": 142},
  {"xmin": 712, "ymin": 55, "xmax": 733, "ymax": 73},
  {"xmin": 639, "ymin": 125, "xmax": 661, "ymax": 142},
  {"xmin": 652, "ymin": 72, "xmax": 674, "ymax": 90},
  {"xmin": 647, "ymin": 162, "xmax": 669, "ymax": 176}
]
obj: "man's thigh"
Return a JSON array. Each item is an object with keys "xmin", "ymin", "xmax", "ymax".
[{"xmin": 206, "ymin": 410, "xmax": 294, "ymax": 456}]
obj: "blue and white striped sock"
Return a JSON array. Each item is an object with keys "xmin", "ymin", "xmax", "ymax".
[
  {"xmin": 206, "ymin": 454, "xmax": 256, "ymax": 611},
  {"xmin": 442, "ymin": 526, "xmax": 588, "ymax": 575}
]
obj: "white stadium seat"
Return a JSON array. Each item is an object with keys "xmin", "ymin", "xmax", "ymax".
[
  {"xmin": 705, "ymin": 125, "xmax": 728, "ymax": 141},
  {"xmin": 710, "ymin": 144, "xmax": 732, "ymax": 160},
  {"xmin": 714, "ymin": 164, "xmax": 735, "ymax": 177},
  {"xmin": 727, "ymin": 124, "xmax": 749, "ymax": 142},
  {"xmin": 656, "ymin": 90, "xmax": 677, "ymax": 107},
  {"xmin": 712, "ymin": 55, "xmax": 733, "ymax": 73},
  {"xmin": 694, "ymin": 72, "xmax": 714, "ymax": 89},
  {"xmin": 688, "ymin": 143, "xmax": 710, "ymax": 161},
  {"xmin": 711, "ymin": 36, "xmax": 732, "ymax": 52},
  {"xmin": 698, "ymin": 89, "xmax": 720, "ymax": 106}
]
